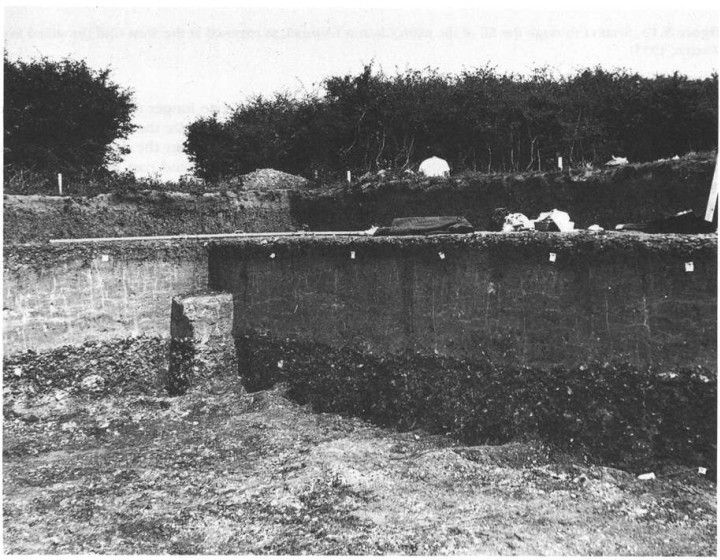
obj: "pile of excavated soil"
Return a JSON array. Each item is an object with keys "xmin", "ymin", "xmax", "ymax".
[{"xmin": 239, "ymin": 169, "xmax": 310, "ymax": 191}]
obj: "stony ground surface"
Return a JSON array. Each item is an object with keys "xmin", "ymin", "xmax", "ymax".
[{"xmin": 3, "ymin": 358, "xmax": 716, "ymax": 555}]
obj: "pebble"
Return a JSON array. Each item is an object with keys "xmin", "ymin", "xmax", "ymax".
[{"xmin": 81, "ymin": 375, "xmax": 105, "ymax": 392}]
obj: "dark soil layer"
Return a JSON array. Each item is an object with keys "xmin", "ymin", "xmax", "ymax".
[
  {"xmin": 3, "ymin": 239, "xmax": 209, "ymax": 274},
  {"xmin": 3, "ymin": 337, "xmax": 169, "ymax": 401},
  {"xmin": 3, "ymin": 338, "xmax": 716, "ymax": 555},
  {"xmin": 289, "ymin": 154, "xmax": 716, "ymax": 231},
  {"xmin": 208, "ymin": 231, "xmax": 716, "ymax": 374},
  {"xmin": 235, "ymin": 332, "xmax": 717, "ymax": 477},
  {"xmin": 208, "ymin": 230, "xmax": 717, "ymax": 261}
]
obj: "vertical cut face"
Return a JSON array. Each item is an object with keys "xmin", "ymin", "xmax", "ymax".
[{"xmin": 207, "ymin": 234, "xmax": 717, "ymax": 374}]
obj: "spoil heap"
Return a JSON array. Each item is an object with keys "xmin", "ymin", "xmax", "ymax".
[{"xmin": 238, "ymin": 168, "xmax": 309, "ymax": 191}]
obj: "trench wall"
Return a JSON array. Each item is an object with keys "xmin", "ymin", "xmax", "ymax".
[
  {"xmin": 5, "ymin": 156, "xmax": 715, "ymax": 246},
  {"xmin": 3, "ymin": 189, "xmax": 297, "ymax": 245},
  {"xmin": 208, "ymin": 233, "xmax": 717, "ymax": 374},
  {"xmin": 290, "ymin": 156, "xmax": 716, "ymax": 231},
  {"xmin": 3, "ymin": 240, "xmax": 209, "ymax": 353}
]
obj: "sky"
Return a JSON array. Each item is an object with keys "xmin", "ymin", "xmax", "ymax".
[{"xmin": 3, "ymin": 2, "xmax": 719, "ymax": 181}]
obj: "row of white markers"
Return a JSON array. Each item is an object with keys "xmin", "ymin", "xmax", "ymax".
[
  {"xmin": 268, "ymin": 252, "xmax": 356, "ymax": 259},
  {"xmin": 263, "ymin": 251, "xmax": 696, "ymax": 271},
  {"xmin": 93, "ymin": 250, "xmax": 697, "ymax": 271}
]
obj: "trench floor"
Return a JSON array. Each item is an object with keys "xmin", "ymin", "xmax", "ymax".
[{"xmin": 3, "ymin": 371, "xmax": 716, "ymax": 555}]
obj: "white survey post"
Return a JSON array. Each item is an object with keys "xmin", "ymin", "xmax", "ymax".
[{"xmin": 705, "ymin": 158, "xmax": 719, "ymax": 222}]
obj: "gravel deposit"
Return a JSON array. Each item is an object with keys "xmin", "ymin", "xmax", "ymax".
[{"xmin": 238, "ymin": 168, "xmax": 310, "ymax": 191}]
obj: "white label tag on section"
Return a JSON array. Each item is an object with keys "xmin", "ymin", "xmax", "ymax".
[
  {"xmin": 549, "ymin": 253, "xmax": 557, "ymax": 262},
  {"xmin": 350, "ymin": 251, "xmax": 356, "ymax": 259},
  {"xmin": 685, "ymin": 261, "xmax": 694, "ymax": 272},
  {"xmin": 438, "ymin": 252, "xmax": 446, "ymax": 260},
  {"xmin": 101, "ymin": 254, "xmax": 109, "ymax": 262}
]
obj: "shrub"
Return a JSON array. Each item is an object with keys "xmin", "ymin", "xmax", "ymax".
[{"xmin": 4, "ymin": 54, "xmax": 138, "ymax": 176}]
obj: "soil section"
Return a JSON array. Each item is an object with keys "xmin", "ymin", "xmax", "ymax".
[
  {"xmin": 3, "ymin": 189, "xmax": 297, "ymax": 245},
  {"xmin": 208, "ymin": 232, "xmax": 717, "ymax": 372},
  {"xmin": 2, "ymin": 339, "xmax": 716, "ymax": 555},
  {"xmin": 290, "ymin": 154, "xmax": 716, "ymax": 231}
]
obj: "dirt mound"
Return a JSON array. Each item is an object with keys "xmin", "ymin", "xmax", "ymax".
[{"xmin": 239, "ymin": 169, "xmax": 309, "ymax": 191}]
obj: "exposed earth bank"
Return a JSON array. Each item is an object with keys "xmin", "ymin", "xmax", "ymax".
[
  {"xmin": 4, "ymin": 153, "xmax": 716, "ymax": 243},
  {"xmin": 3, "ymin": 338, "xmax": 716, "ymax": 555}
]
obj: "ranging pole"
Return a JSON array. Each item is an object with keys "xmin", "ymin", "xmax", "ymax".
[
  {"xmin": 58, "ymin": 173, "xmax": 63, "ymax": 195},
  {"xmin": 49, "ymin": 230, "xmax": 378, "ymax": 244},
  {"xmin": 705, "ymin": 158, "xmax": 719, "ymax": 222}
]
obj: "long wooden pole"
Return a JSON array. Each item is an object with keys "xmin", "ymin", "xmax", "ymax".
[{"xmin": 49, "ymin": 230, "xmax": 375, "ymax": 244}]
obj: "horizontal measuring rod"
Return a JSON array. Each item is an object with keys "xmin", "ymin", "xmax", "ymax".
[{"xmin": 49, "ymin": 231, "xmax": 376, "ymax": 244}]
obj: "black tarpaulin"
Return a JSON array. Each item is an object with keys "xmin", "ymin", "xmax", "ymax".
[{"xmin": 373, "ymin": 216, "xmax": 475, "ymax": 236}]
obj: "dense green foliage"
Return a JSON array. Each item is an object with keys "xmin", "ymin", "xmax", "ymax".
[
  {"xmin": 238, "ymin": 333, "xmax": 717, "ymax": 473},
  {"xmin": 4, "ymin": 55, "xmax": 138, "ymax": 177},
  {"xmin": 184, "ymin": 65, "xmax": 718, "ymax": 181}
]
